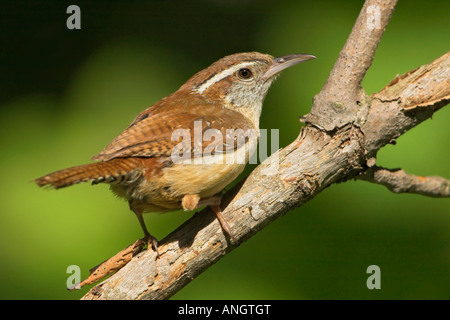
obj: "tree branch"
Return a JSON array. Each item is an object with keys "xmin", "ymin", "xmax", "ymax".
[
  {"xmin": 363, "ymin": 51, "xmax": 450, "ymax": 156},
  {"xmin": 304, "ymin": 0, "xmax": 399, "ymax": 131},
  {"xmin": 358, "ymin": 166, "xmax": 450, "ymax": 197},
  {"xmin": 81, "ymin": 0, "xmax": 449, "ymax": 300}
]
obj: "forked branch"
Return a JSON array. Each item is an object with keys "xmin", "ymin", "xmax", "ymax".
[{"xmin": 304, "ymin": 0, "xmax": 399, "ymax": 131}]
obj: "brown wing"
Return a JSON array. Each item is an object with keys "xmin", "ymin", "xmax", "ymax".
[{"xmin": 92, "ymin": 93, "xmax": 255, "ymax": 162}]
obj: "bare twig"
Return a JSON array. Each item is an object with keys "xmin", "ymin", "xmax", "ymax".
[{"xmin": 358, "ymin": 166, "xmax": 450, "ymax": 197}]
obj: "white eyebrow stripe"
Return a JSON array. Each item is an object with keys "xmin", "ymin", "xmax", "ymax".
[{"xmin": 194, "ymin": 62, "xmax": 254, "ymax": 94}]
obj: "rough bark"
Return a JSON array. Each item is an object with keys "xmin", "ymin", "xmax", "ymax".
[
  {"xmin": 358, "ymin": 166, "xmax": 450, "ymax": 197},
  {"xmin": 82, "ymin": 0, "xmax": 449, "ymax": 300}
]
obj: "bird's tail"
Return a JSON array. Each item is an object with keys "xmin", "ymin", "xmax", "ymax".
[{"xmin": 34, "ymin": 158, "xmax": 145, "ymax": 189}]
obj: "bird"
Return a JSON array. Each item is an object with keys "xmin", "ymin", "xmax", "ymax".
[{"xmin": 34, "ymin": 51, "xmax": 316, "ymax": 255}]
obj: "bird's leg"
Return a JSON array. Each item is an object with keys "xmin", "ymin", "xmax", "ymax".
[
  {"xmin": 182, "ymin": 194, "xmax": 236, "ymax": 244},
  {"xmin": 129, "ymin": 201, "xmax": 160, "ymax": 257},
  {"xmin": 209, "ymin": 204, "xmax": 236, "ymax": 244}
]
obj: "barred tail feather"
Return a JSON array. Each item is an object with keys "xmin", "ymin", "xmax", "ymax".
[{"xmin": 34, "ymin": 158, "xmax": 144, "ymax": 189}]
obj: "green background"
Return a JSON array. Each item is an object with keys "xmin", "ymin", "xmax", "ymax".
[{"xmin": 0, "ymin": 0, "xmax": 448, "ymax": 299}]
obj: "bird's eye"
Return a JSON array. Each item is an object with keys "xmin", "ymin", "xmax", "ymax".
[{"xmin": 237, "ymin": 68, "xmax": 253, "ymax": 80}]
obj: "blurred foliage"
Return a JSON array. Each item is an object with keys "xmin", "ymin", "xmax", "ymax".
[{"xmin": 0, "ymin": 0, "xmax": 448, "ymax": 299}]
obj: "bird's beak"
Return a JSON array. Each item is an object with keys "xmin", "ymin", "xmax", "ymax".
[{"xmin": 262, "ymin": 54, "xmax": 316, "ymax": 80}]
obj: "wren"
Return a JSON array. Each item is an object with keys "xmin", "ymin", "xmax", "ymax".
[{"xmin": 35, "ymin": 52, "xmax": 316, "ymax": 254}]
